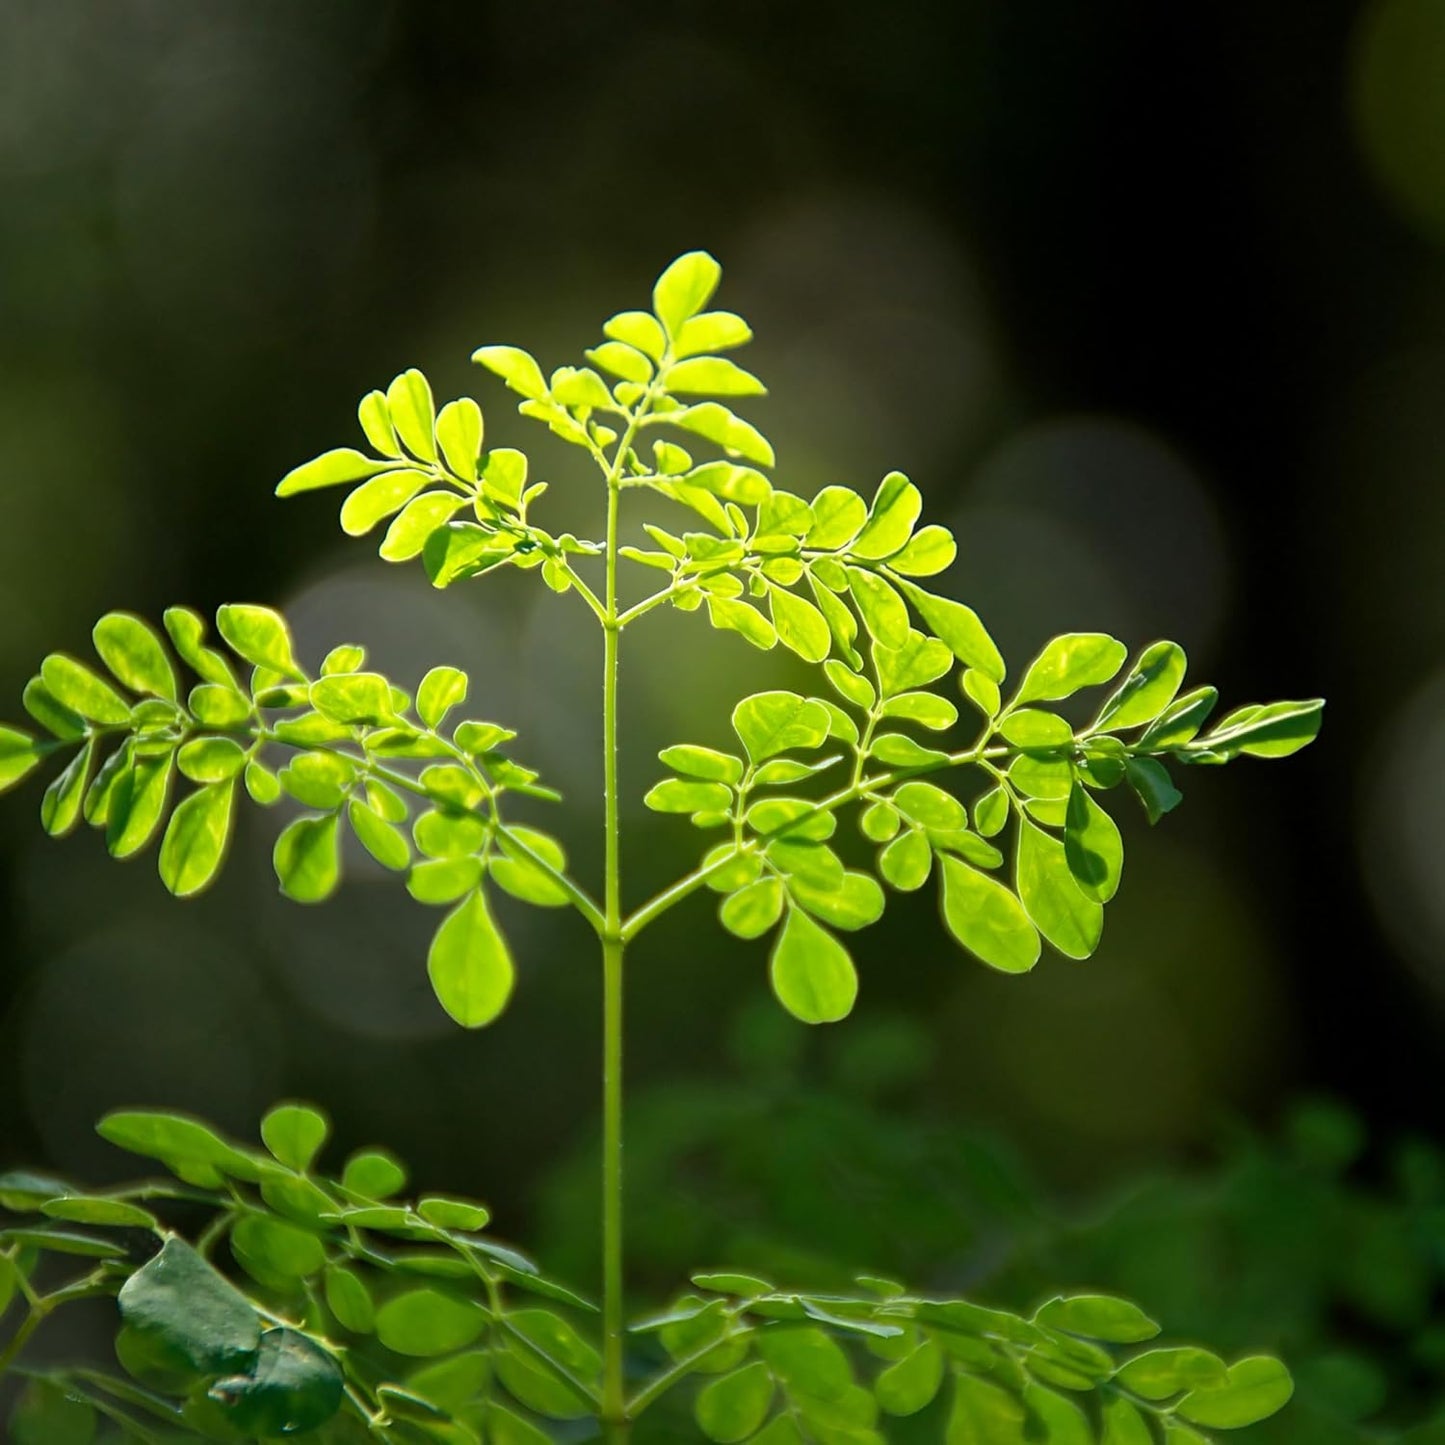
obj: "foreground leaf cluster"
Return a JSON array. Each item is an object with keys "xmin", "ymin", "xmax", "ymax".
[{"xmin": 0, "ymin": 1107, "xmax": 1291, "ymax": 1443}]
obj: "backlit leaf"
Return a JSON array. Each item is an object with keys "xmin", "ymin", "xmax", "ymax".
[
  {"xmin": 653, "ymin": 250, "xmax": 722, "ymax": 337},
  {"xmin": 428, "ymin": 889, "xmax": 514, "ymax": 1027},
  {"xmin": 159, "ymin": 780, "xmax": 235, "ymax": 896},
  {"xmin": 1176, "ymin": 1356, "xmax": 1294, "ymax": 1429},
  {"xmin": 1016, "ymin": 633, "xmax": 1127, "ymax": 705},
  {"xmin": 436, "ymin": 397, "xmax": 483, "ymax": 480},
  {"xmin": 94, "ymin": 613, "xmax": 177, "ymax": 700},
  {"xmin": 1093, "ymin": 640, "xmax": 1187, "ymax": 731},
  {"xmin": 274, "ymin": 814, "xmax": 342, "ymax": 904},
  {"xmin": 42, "ymin": 655, "xmax": 131, "ymax": 725},
  {"xmin": 732, "ymin": 692, "xmax": 831, "ymax": 762},
  {"xmin": 769, "ymin": 908, "xmax": 858, "ymax": 1023},
  {"xmin": 387, "ymin": 368, "xmax": 437, "ymax": 463},
  {"xmin": 1016, "ymin": 818, "xmax": 1103, "ymax": 959},
  {"xmin": 217, "ymin": 604, "xmax": 304, "ymax": 681},
  {"xmin": 695, "ymin": 1361, "xmax": 774, "ymax": 1443},
  {"xmin": 851, "ymin": 472, "xmax": 922, "ymax": 560},
  {"xmin": 276, "ymin": 447, "xmax": 393, "ymax": 497},
  {"xmin": 896, "ymin": 580, "xmax": 1006, "ymax": 681},
  {"xmin": 1063, "ymin": 784, "xmax": 1123, "ymax": 903},
  {"xmin": 940, "ymin": 853, "xmax": 1040, "ymax": 974},
  {"xmin": 472, "ymin": 346, "xmax": 548, "ymax": 401}
]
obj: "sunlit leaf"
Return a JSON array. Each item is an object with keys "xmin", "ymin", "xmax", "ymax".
[
  {"xmin": 732, "ymin": 692, "xmax": 831, "ymax": 762},
  {"xmin": 276, "ymin": 447, "xmax": 394, "ymax": 497},
  {"xmin": 274, "ymin": 814, "xmax": 342, "ymax": 904},
  {"xmin": 653, "ymin": 250, "xmax": 722, "ymax": 337},
  {"xmin": 1016, "ymin": 633, "xmax": 1127, "ymax": 705},
  {"xmin": 217, "ymin": 604, "xmax": 305, "ymax": 681},
  {"xmin": 1016, "ymin": 817, "xmax": 1102, "ymax": 959},
  {"xmin": 387, "ymin": 368, "xmax": 438, "ymax": 463},
  {"xmin": 940, "ymin": 853, "xmax": 1040, "ymax": 973},
  {"xmin": 769, "ymin": 908, "xmax": 858, "ymax": 1023},
  {"xmin": 1176, "ymin": 1356, "xmax": 1294, "ymax": 1428},
  {"xmin": 93, "ymin": 612, "xmax": 177, "ymax": 701},
  {"xmin": 159, "ymin": 780, "xmax": 235, "ymax": 896},
  {"xmin": 428, "ymin": 889, "xmax": 514, "ymax": 1027},
  {"xmin": 1063, "ymin": 783, "xmax": 1123, "ymax": 903}
]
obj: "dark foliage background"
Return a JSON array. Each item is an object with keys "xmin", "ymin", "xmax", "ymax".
[{"xmin": 2, "ymin": 2, "xmax": 1443, "ymax": 1430}]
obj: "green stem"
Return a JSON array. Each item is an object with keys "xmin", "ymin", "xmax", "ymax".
[{"xmin": 600, "ymin": 400, "xmax": 635, "ymax": 1444}]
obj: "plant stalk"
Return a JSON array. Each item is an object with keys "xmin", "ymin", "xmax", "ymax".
[{"xmin": 600, "ymin": 464, "xmax": 630, "ymax": 1441}]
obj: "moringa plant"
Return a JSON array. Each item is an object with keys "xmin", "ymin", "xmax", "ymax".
[{"xmin": 0, "ymin": 253, "xmax": 1321, "ymax": 1443}]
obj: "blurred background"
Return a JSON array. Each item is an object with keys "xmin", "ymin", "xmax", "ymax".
[{"xmin": 2, "ymin": 0, "xmax": 1445, "ymax": 1438}]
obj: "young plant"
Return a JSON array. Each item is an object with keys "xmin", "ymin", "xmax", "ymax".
[{"xmin": 0, "ymin": 253, "xmax": 1321, "ymax": 1443}]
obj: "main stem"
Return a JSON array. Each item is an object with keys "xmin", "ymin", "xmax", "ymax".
[{"xmin": 600, "ymin": 469, "xmax": 629, "ymax": 1441}]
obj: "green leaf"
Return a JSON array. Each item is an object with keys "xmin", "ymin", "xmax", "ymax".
[
  {"xmin": 310, "ymin": 671, "xmax": 397, "ymax": 725},
  {"xmin": 232, "ymin": 1213, "xmax": 327, "ymax": 1283},
  {"xmin": 276, "ymin": 447, "xmax": 394, "ymax": 497},
  {"xmin": 1101, "ymin": 1396, "xmax": 1154, "ymax": 1445},
  {"xmin": 1016, "ymin": 633, "xmax": 1127, "ymax": 705},
  {"xmin": 281, "ymin": 750, "xmax": 355, "ymax": 809},
  {"xmin": 413, "ymin": 667, "xmax": 467, "ymax": 732},
  {"xmin": 409, "ymin": 855, "xmax": 484, "ymax": 904},
  {"xmin": 348, "ymin": 799, "xmax": 411, "ymax": 870},
  {"xmin": 1138, "ymin": 685, "xmax": 1218, "ymax": 748},
  {"xmin": 887, "ymin": 524, "xmax": 956, "ymax": 576},
  {"xmin": 807, "ymin": 486, "xmax": 868, "ymax": 549},
  {"xmin": 653, "ymin": 250, "xmax": 722, "ymax": 337},
  {"xmin": 118, "ymin": 1237, "xmax": 260, "ymax": 1376},
  {"xmin": 177, "ymin": 736, "xmax": 246, "ymax": 783},
  {"xmin": 340, "ymin": 467, "xmax": 433, "ymax": 536},
  {"xmin": 436, "ymin": 397, "xmax": 483, "ymax": 480},
  {"xmin": 1126, "ymin": 756, "xmax": 1183, "ymax": 824},
  {"xmin": 488, "ymin": 1401, "xmax": 555, "ymax": 1444},
  {"xmin": 98, "ymin": 1109, "xmax": 262, "ymax": 1180},
  {"xmin": 860, "ymin": 801, "xmax": 901, "ymax": 842},
  {"xmin": 325, "ymin": 1264, "xmax": 376, "ymax": 1332},
  {"xmin": 999, "ymin": 709, "xmax": 1073, "ymax": 747},
  {"xmin": 940, "ymin": 853, "xmax": 1040, "ymax": 973},
  {"xmin": 708, "ymin": 595, "xmax": 777, "ymax": 650},
  {"xmin": 1024, "ymin": 1381, "xmax": 1092, "ymax": 1445},
  {"xmin": 1036, "ymin": 1294, "xmax": 1159, "ymax": 1343},
  {"xmin": 588, "ymin": 340, "xmax": 654, "ymax": 383},
  {"xmin": 892, "ymin": 780, "xmax": 967, "ymax": 830},
  {"xmin": 659, "ymin": 744, "xmax": 744, "ymax": 784},
  {"xmin": 1176, "ymin": 1356, "xmax": 1294, "ymax": 1428},
  {"xmin": 973, "ymin": 786, "xmax": 1009, "ymax": 837},
  {"xmin": 732, "ymin": 692, "xmax": 831, "ymax": 762},
  {"xmin": 189, "ymin": 683, "xmax": 250, "ymax": 728},
  {"xmin": 212, "ymin": 1327, "xmax": 344, "ymax": 1436},
  {"xmin": 848, "ymin": 567, "xmax": 910, "ymax": 646},
  {"xmin": 473, "ymin": 345, "xmax": 549, "ymax": 400},
  {"xmin": 380, "ymin": 491, "xmax": 466, "ymax": 561},
  {"xmin": 876, "ymin": 1338, "xmax": 944, "ymax": 1415},
  {"xmin": 262, "ymin": 1103, "xmax": 329, "ymax": 1171},
  {"xmin": 895, "ymin": 580, "xmax": 1006, "ymax": 681},
  {"xmin": 756, "ymin": 1324, "xmax": 853, "ymax": 1397},
  {"xmin": 376, "ymin": 1288, "xmax": 488, "ymax": 1355},
  {"xmin": 879, "ymin": 692, "xmax": 958, "ymax": 730},
  {"xmin": 605, "ymin": 310, "xmax": 667, "ymax": 361},
  {"xmin": 770, "ymin": 908, "xmax": 858, "ymax": 1023},
  {"xmin": 342, "ymin": 1149, "xmax": 407, "ymax": 1198},
  {"xmin": 790, "ymin": 870, "xmax": 885, "ymax": 931},
  {"xmin": 23, "ymin": 676, "xmax": 86, "ymax": 739},
  {"xmin": 674, "ymin": 401, "xmax": 776, "ymax": 467},
  {"xmin": 948, "ymin": 1371, "xmax": 1027, "ymax": 1444},
  {"xmin": 490, "ymin": 826, "xmax": 571, "ymax": 907},
  {"xmin": 40, "ymin": 740, "xmax": 93, "ymax": 836},
  {"xmin": 695, "ymin": 1360, "xmax": 774, "ymax": 1443},
  {"xmin": 1116, "ymin": 1348, "xmax": 1229, "ymax": 1400},
  {"xmin": 870, "ymin": 733, "xmax": 950, "ymax": 767},
  {"xmin": 418, "ymin": 1194, "xmax": 491, "ymax": 1231},
  {"xmin": 963, "ymin": 669, "xmax": 1002, "ymax": 718},
  {"xmin": 668, "ymin": 356, "xmax": 766, "ymax": 398},
  {"xmin": 1064, "ymin": 783, "xmax": 1123, "ymax": 903},
  {"xmin": 676, "ymin": 309, "xmax": 753, "ymax": 356},
  {"xmin": 11, "ymin": 1381, "xmax": 97, "ymax": 1445},
  {"xmin": 217, "ymin": 604, "xmax": 304, "ymax": 681},
  {"xmin": 387, "ymin": 368, "xmax": 437, "ymax": 462},
  {"xmin": 428, "ymin": 889, "xmax": 514, "ymax": 1027},
  {"xmin": 645, "ymin": 778, "xmax": 733, "ymax": 814},
  {"xmin": 93, "ymin": 612, "xmax": 177, "ymax": 700},
  {"xmin": 274, "ymin": 814, "xmax": 342, "ymax": 904},
  {"xmin": 1016, "ymin": 817, "xmax": 1103, "ymax": 959},
  {"xmin": 753, "ymin": 754, "xmax": 840, "ymax": 785},
  {"xmin": 1093, "ymin": 640, "xmax": 1187, "ymax": 731},
  {"xmin": 687, "ymin": 461, "xmax": 773, "ymax": 504},
  {"xmin": 852, "ymin": 471, "xmax": 922, "ymax": 559},
  {"xmin": 769, "ymin": 585, "xmax": 832, "ymax": 663},
  {"xmin": 1200, "ymin": 698, "xmax": 1325, "ymax": 759},
  {"xmin": 875, "ymin": 630, "xmax": 953, "ymax": 696},
  {"xmin": 159, "ymin": 780, "xmax": 235, "ymax": 896},
  {"xmin": 107, "ymin": 754, "xmax": 173, "ymax": 858},
  {"xmin": 358, "ymin": 389, "xmax": 399, "ymax": 455},
  {"xmin": 824, "ymin": 660, "xmax": 875, "ymax": 710},
  {"xmin": 42, "ymin": 654, "xmax": 131, "ymax": 724},
  {"xmin": 40, "ymin": 1194, "xmax": 156, "ymax": 1228},
  {"xmin": 720, "ymin": 877, "xmax": 786, "ymax": 939}
]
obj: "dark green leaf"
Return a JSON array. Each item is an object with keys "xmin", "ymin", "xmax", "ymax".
[
  {"xmin": 1125, "ymin": 756, "xmax": 1183, "ymax": 824},
  {"xmin": 212, "ymin": 1327, "xmax": 344, "ymax": 1435},
  {"xmin": 1115, "ymin": 1348, "xmax": 1229, "ymax": 1401},
  {"xmin": 118, "ymin": 1236, "xmax": 260, "ymax": 1376},
  {"xmin": 1035, "ymin": 1294, "xmax": 1159, "ymax": 1343},
  {"xmin": 1063, "ymin": 784, "xmax": 1123, "ymax": 903},
  {"xmin": 376, "ymin": 1288, "xmax": 488, "ymax": 1355}
]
